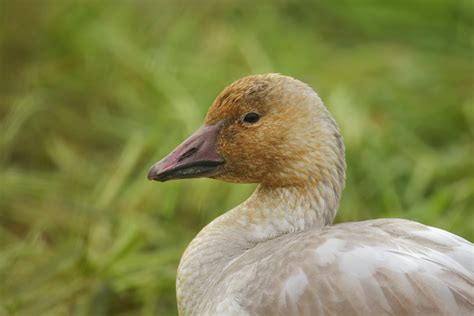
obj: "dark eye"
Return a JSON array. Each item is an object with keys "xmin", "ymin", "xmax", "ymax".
[{"xmin": 243, "ymin": 112, "xmax": 260, "ymax": 124}]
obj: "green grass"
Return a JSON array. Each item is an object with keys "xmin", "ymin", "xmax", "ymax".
[{"xmin": 0, "ymin": 0, "xmax": 473, "ymax": 315}]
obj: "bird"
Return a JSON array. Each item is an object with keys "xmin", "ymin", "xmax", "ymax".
[{"xmin": 147, "ymin": 74, "xmax": 473, "ymax": 315}]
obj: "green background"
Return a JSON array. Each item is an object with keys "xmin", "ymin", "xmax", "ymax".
[{"xmin": 1, "ymin": 0, "xmax": 473, "ymax": 315}]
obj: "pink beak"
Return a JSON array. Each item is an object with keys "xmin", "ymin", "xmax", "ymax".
[{"xmin": 147, "ymin": 123, "xmax": 224, "ymax": 182}]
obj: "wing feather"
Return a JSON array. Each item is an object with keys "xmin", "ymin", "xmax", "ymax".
[{"xmin": 209, "ymin": 219, "xmax": 474, "ymax": 315}]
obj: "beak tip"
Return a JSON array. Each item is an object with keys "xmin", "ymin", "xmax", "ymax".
[
  {"xmin": 147, "ymin": 165, "xmax": 160, "ymax": 181},
  {"xmin": 147, "ymin": 174, "xmax": 162, "ymax": 182},
  {"xmin": 147, "ymin": 167, "xmax": 168, "ymax": 182}
]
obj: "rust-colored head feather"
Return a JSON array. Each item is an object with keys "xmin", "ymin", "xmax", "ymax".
[{"xmin": 205, "ymin": 74, "xmax": 345, "ymax": 188}]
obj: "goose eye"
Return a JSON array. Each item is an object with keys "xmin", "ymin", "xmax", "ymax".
[{"xmin": 243, "ymin": 112, "xmax": 260, "ymax": 124}]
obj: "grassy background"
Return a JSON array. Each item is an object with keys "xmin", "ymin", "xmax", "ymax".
[{"xmin": 1, "ymin": 0, "xmax": 473, "ymax": 315}]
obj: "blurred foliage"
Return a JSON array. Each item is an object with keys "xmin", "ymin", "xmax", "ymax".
[{"xmin": 0, "ymin": 0, "xmax": 473, "ymax": 315}]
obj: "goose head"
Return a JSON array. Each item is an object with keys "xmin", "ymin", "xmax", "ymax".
[{"xmin": 148, "ymin": 74, "xmax": 345, "ymax": 189}]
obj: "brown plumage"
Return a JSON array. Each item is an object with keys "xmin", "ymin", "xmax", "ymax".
[{"xmin": 148, "ymin": 74, "xmax": 473, "ymax": 315}]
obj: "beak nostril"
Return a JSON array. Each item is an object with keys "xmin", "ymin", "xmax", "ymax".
[{"xmin": 178, "ymin": 147, "xmax": 198, "ymax": 162}]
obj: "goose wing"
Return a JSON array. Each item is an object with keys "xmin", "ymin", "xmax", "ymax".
[{"xmin": 210, "ymin": 219, "xmax": 474, "ymax": 315}]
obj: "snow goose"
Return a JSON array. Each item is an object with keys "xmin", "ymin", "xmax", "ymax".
[{"xmin": 148, "ymin": 74, "xmax": 473, "ymax": 315}]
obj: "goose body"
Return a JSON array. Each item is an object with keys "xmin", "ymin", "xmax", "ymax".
[{"xmin": 148, "ymin": 74, "xmax": 473, "ymax": 315}]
